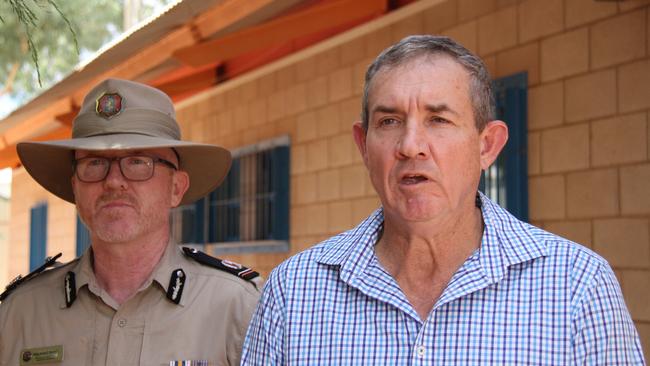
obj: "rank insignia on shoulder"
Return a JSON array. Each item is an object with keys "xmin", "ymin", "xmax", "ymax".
[
  {"xmin": 182, "ymin": 247, "xmax": 259, "ymax": 281},
  {"xmin": 166, "ymin": 269, "xmax": 186, "ymax": 304},
  {"xmin": 1, "ymin": 253, "xmax": 63, "ymax": 302},
  {"xmin": 64, "ymin": 271, "xmax": 77, "ymax": 308}
]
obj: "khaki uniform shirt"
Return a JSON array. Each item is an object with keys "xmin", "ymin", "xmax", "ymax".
[{"xmin": 0, "ymin": 242, "xmax": 261, "ymax": 366}]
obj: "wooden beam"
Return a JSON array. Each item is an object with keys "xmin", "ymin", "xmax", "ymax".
[
  {"xmin": 3, "ymin": 98, "xmax": 74, "ymax": 146},
  {"xmin": 156, "ymin": 67, "xmax": 219, "ymax": 98},
  {"xmin": 0, "ymin": 146, "xmax": 19, "ymax": 169},
  {"xmin": 193, "ymin": 0, "xmax": 276, "ymax": 38},
  {"xmin": 173, "ymin": 0, "xmax": 387, "ymax": 68},
  {"xmin": 225, "ymin": 16, "xmax": 371, "ymax": 78},
  {"xmin": 55, "ymin": 105, "xmax": 80, "ymax": 127},
  {"xmin": 0, "ymin": 125, "xmax": 72, "ymax": 169}
]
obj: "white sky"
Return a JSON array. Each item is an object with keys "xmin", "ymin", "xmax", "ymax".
[{"xmin": 0, "ymin": 168, "xmax": 11, "ymax": 198}]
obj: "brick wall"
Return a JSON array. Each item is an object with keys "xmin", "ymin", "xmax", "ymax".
[
  {"xmin": 8, "ymin": 168, "xmax": 76, "ymax": 278},
  {"xmin": 6, "ymin": 0, "xmax": 649, "ymax": 357}
]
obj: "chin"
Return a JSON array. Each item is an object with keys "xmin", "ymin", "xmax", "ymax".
[
  {"xmin": 95, "ymin": 229, "xmax": 139, "ymax": 244},
  {"xmin": 386, "ymin": 201, "xmax": 443, "ymax": 223}
]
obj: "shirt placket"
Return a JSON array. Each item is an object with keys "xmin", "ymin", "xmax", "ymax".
[
  {"xmin": 105, "ymin": 301, "xmax": 146, "ymax": 366},
  {"xmin": 410, "ymin": 254, "xmax": 493, "ymax": 365}
]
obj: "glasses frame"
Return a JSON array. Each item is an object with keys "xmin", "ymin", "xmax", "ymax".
[{"xmin": 73, "ymin": 155, "xmax": 178, "ymax": 183}]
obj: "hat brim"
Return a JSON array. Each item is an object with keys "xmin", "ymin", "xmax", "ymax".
[{"xmin": 17, "ymin": 134, "xmax": 232, "ymax": 205}]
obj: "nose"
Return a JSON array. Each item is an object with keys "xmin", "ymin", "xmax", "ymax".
[
  {"xmin": 103, "ymin": 159, "xmax": 128, "ymax": 189},
  {"xmin": 396, "ymin": 122, "xmax": 428, "ymax": 160}
]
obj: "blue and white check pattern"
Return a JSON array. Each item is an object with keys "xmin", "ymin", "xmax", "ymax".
[{"xmin": 242, "ymin": 193, "xmax": 645, "ymax": 365}]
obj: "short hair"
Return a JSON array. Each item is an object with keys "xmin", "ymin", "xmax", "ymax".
[{"xmin": 361, "ymin": 35, "xmax": 495, "ymax": 131}]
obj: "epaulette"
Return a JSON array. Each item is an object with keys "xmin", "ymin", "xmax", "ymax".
[
  {"xmin": 182, "ymin": 247, "xmax": 259, "ymax": 281},
  {"xmin": 0, "ymin": 253, "xmax": 62, "ymax": 302}
]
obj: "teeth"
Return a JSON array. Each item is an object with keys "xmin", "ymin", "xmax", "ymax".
[{"xmin": 402, "ymin": 175, "xmax": 427, "ymax": 183}]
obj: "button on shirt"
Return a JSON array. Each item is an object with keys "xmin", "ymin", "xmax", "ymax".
[
  {"xmin": 242, "ymin": 193, "xmax": 645, "ymax": 365},
  {"xmin": 0, "ymin": 241, "xmax": 260, "ymax": 366}
]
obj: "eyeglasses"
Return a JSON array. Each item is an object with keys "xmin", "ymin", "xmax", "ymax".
[{"xmin": 73, "ymin": 155, "xmax": 178, "ymax": 183}]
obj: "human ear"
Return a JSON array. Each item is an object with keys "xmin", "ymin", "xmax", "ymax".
[
  {"xmin": 170, "ymin": 170, "xmax": 190, "ymax": 207},
  {"xmin": 479, "ymin": 120, "xmax": 509, "ymax": 170},
  {"xmin": 352, "ymin": 121, "xmax": 369, "ymax": 166}
]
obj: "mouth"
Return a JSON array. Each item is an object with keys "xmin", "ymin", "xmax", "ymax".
[
  {"xmin": 400, "ymin": 173, "xmax": 430, "ymax": 185},
  {"xmin": 100, "ymin": 201, "xmax": 133, "ymax": 210},
  {"xmin": 98, "ymin": 196, "xmax": 136, "ymax": 210}
]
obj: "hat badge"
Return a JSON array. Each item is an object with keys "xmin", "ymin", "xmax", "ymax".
[{"xmin": 96, "ymin": 92, "xmax": 123, "ymax": 119}]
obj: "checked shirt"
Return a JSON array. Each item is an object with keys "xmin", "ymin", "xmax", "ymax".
[{"xmin": 242, "ymin": 193, "xmax": 645, "ymax": 365}]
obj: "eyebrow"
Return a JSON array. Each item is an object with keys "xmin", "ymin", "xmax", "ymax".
[
  {"xmin": 425, "ymin": 103, "xmax": 460, "ymax": 117},
  {"xmin": 371, "ymin": 103, "xmax": 460, "ymax": 117}
]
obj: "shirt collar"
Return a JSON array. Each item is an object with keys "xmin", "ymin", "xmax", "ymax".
[
  {"xmin": 316, "ymin": 192, "xmax": 548, "ymax": 285},
  {"xmin": 150, "ymin": 240, "xmax": 187, "ymax": 301},
  {"xmin": 69, "ymin": 239, "xmax": 189, "ymax": 307},
  {"xmin": 315, "ymin": 208, "xmax": 384, "ymax": 286},
  {"xmin": 476, "ymin": 192, "xmax": 547, "ymax": 283}
]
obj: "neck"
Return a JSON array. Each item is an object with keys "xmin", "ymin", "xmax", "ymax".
[
  {"xmin": 91, "ymin": 230, "xmax": 170, "ymax": 305},
  {"xmin": 375, "ymin": 203, "xmax": 484, "ymax": 320}
]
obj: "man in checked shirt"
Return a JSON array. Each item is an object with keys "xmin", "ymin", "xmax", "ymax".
[{"xmin": 242, "ymin": 35, "xmax": 645, "ymax": 365}]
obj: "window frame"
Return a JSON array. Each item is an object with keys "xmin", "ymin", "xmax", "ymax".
[
  {"xmin": 29, "ymin": 202, "xmax": 47, "ymax": 271},
  {"xmin": 480, "ymin": 72, "xmax": 529, "ymax": 222},
  {"xmin": 171, "ymin": 135, "xmax": 291, "ymax": 254}
]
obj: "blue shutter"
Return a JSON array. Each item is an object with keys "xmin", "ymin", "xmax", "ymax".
[
  {"xmin": 76, "ymin": 215, "xmax": 91, "ymax": 257},
  {"xmin": 226, "ymin": 158, "xmax": 241, "ymax": 242},
  {"xmin": 29, "ymin": 203, "xmax": 47, "ymax": 271},
  {"xmin": 271, "ymin": 145, "xmax": 290, "ymax": 241},
  {"xmin": 481, "ymin": 72, "xmax": 529, "ymax": 221},
  {"xmin": 209, "ymin": 157, "xmax": 240, "ymax": 242}
]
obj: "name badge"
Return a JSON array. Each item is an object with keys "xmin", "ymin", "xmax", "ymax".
[
  {"xmin": 169, "ymin": 361, "xmax": 210, "ymax": 366},
  {"xmin": 20, "ymin": 345, "xmax": 63, "ymax": 365}
]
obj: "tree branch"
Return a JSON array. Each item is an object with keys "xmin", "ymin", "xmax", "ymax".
[{"xmin": 0, "ymin": 63, "xmax": 21, "ymax": 97}]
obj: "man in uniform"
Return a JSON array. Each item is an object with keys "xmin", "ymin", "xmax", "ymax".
[
  {"xmin": 0, "ymin": 78, "xmax": 261, "ymax": 365},
  {"xmin": 242, "ymin": 35, "xmax": 645, "ymax": 364}
]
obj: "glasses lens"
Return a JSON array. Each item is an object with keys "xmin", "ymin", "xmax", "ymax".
[
  {"xmin": 76, "ymin": 157, "xmax": 110, "ymax": 182},
  {"xmin": 120, "ymin": 156, "xmax": 154, "ymax": 181}
]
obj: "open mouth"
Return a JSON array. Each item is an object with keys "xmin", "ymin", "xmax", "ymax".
[{"xmin": 401, "ymin": 174, "xmax": 429, "ymax": 185}]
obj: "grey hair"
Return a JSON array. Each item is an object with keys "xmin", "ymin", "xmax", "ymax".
[{"xmin": 361, "ymin": 35, "xmax": 495, "ymax": 131}]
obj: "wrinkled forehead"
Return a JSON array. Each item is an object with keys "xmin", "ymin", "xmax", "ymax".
[
  {"xmin": 370, "ymin": 54, "xmax": 469, "ymax": 92},
  {"xmin": 368, "ymin": 55, "xmax": 471, "ymax": 104}
]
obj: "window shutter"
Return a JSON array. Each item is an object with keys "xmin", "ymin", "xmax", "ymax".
[
  {"xmin": 482, "ymin": 72, "xmax": 529, "ymax": 221},
  {"xmin": 76, "ymin": 215, "xmax": 91, "ymax": 257},
  {"xmin": 271, "ymin": 145, "xmax": 290, "ymax": 241},
  {"xmin": 29, "ymin": 203, "xmax": 47, "ymax": 271}
]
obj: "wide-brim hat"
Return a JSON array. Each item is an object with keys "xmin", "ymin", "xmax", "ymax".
[{"xmin": 17, "ymin": 78, "xmax": 231, "ymax": 205}]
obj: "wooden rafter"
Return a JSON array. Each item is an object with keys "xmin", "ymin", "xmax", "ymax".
[
  {"xmin": 0, "ymin": 125, "xmax": 72, "ymax": 169},
  {"xmin": 156, "ymin": 67, "xmax": 220, "ymax": 99},
  {"xmin": 193, "ymin": 0, "xmax": 277, "ymax": 38},
  {"xmin": 225, "ymin": 15, "xmax": 373, "ymax": 78},
  {"xmin": 3, "ymin": 98, "xmax": 74, "ymax": 146},
  {"xmin": 55, "ymin": 105, "xmax": 81, "ymax": 127},
  {"xmin": 172, "ymin": 0, "xmax": 387, "ymax": 68}
]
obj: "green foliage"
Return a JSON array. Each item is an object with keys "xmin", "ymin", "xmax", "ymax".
[
  {"xmin": 2, "ymin": 0, "xmax": 80, "ymax": 89},
  {"xmin": 1, "ymin": 0, "xmax": 123, "ymax": 101},
  {"xmin": 0, "ymin": 0, "xmax": 172, "ymax": 104}
]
